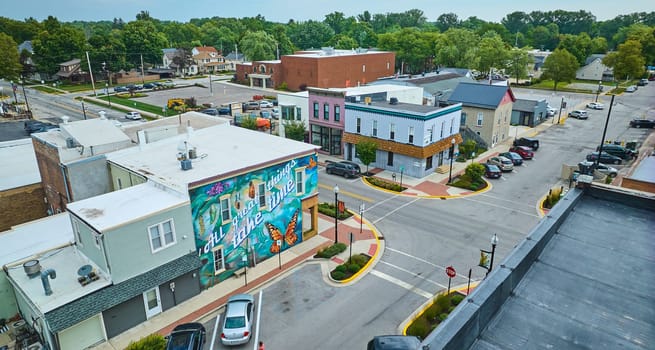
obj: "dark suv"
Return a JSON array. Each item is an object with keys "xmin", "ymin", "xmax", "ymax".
[
  {"xmin": 166, "ymin": 323, "xmax": 206, "ymax": 350},
  {"xmin": 513, "ymin": 137, "xmax": 539, "ymax": 150},
  {"xmin": 596, "ymin": 144, "xmax": 636, "ymax": 160},
  {"xmin": 326, "ymin": 162, "xmax": 358, "ymax": 178},
  {"xmin": 367, "ymin": 335, "xmax": 421, "ymax": 350}
]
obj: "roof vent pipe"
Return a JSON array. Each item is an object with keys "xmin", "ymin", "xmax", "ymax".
[{"xmin": 41, "ymin": 269, "xmax": 56, "ymax": 296}]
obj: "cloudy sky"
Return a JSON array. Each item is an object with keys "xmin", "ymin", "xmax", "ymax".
[{"xmin": 4, "ymin": 0, "xmax": 654, "ymax": 23}]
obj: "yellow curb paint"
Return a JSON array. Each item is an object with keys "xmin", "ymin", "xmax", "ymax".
[
  {"xmin": 362, "ymin": 175, "xmax": 493, "ymax": 199},
  {"xmin": 537, "ymin": 193, "xmax": 547, "ymax": 217},
  {"xmin": 337, "ymin": 209, "xmax": 381, "ymax": 284},
  {"xmin": 401, "ymin": 282, "xmax": 480, "ymax": 335}
]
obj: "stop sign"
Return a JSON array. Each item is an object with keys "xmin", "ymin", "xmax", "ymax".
[{"xmin": 446, "ymin": 266, "xmax": 456, "ymax": 278}]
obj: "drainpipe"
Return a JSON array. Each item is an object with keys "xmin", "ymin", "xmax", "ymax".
[{"xmin": 60, "ymin": 164, "xmax": 71, "ymax": 203}]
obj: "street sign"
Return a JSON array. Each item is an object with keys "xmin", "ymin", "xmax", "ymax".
[
  {"xmin": 276, "ymin": 240, "xmax": 282, "ymax": 246},
  {"xmin": 445, "ymin": 266, "xmax": 456, "ymax": 278}
]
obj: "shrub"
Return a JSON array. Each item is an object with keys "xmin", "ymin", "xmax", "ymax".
[
  {"xmin": 318, "ymin": 202, "xmax": 353, "ymax": 220},
  {"xmin": 330, "ymin": 270, "xmax": 346, "ymax": 280},
  {"xmin": 350, "ymin": 254, "xmax": 369, "ymax": 267},
  {"xmin": 451, "ymin": 294, "xmax": 464, "ymax": 305},
  {"xmin": 439, "ymin": 313, "xmax": 448, "ymax": 321},
  {"xmin": 366, "ymin": 177, "xmax": 406, "ymax": 192},
  {"xmin": 346, "ymin": 263, "xmax": 360, "ymax": 274},
  {"xmin": 435, "ymin": 294, "xmax": 451, "ymax": 312},
  {"xmin": 314, "ymin": 243, "xmax": 347, "ymax": 258},
  {"xmin": 406, "ymin": 317, "xmax": 430, "ymax": 339},
  {"xmin": 424, "ymin": 305, "xmax": 441, "ymax": 321},
  {"xmin": 335, "ymin": 264, "xmax": 347, "ymax": 273},
  {"xmin": 448, "ymin": 306, "xmax": 455, "ymax": 313},
  {"xmin": 465, "ymin": 163, "xmax": 485, "ymax": 181},
  {"xmin": 124, "ymin": 333, "xmax": 166, "ymax": 350}
]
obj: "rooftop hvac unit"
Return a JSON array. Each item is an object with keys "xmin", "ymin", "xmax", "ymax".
[
  {"xmin": 181, "ymin": 159, "xmax": 192, "ymax": 171},
  {"xmin": 66, "ymin": 137, "xmax": 75, "ymax": 148}
]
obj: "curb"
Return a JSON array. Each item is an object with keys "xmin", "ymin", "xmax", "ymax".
[{"xmin": 361, "ymin": 173, "xmax": 493, "ymax": 199}]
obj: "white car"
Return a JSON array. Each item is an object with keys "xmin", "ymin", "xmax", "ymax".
[
  {"xmin": 221, "ymin": 294, "xmax": 254, "ymax": 346},
  {"xmin": 259, "ymin": 100, "xmax": 274, "ymax": 108},
  {"xmin": 271, "ymin": 108, "xmax": 280, "ymax": 119},
  {"xmin": 586, "ymin": 102, "xmax": 604, "ymax": 110},
  {"xmin": 625, "ymin": 85, "xmax": 637, "ymax": 93},
  {"xmin": 125, "ymin": 111, "xmax": 142, "ymax": 120}
]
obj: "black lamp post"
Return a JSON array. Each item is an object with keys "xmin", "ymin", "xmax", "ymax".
[
  {"xmin": 19, "ymin": 77, "xmax": 30, "ymax": 113},
  {"xmin": 334, "ymin": 185, "xmax": 339, "ymax": 244},
  {"xmin": 448, "ymin": 138, "xmax": 456, "ymax": 183},
  {"xmin": 105, "ymin": 83, "xmax": 112, "ymax": 107},
  {"xmin": 595, "ymin": 81, "xmax": 602, "ymax": 102},
  {"xmin": 488, "ymin": 233, "xmax": 499, "ymax": 276}
]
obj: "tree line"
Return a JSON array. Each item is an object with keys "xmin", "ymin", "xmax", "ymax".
[{"xmin": 0, "ymin": 9, "xmax": 653, "ymax": 83}]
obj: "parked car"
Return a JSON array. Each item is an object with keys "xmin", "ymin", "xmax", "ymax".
[
  {"xmin": 586, "ymin": 102, "xmax": 604, "ymax": 110},
  {"xmin": 163, "ymin": 80, "xmax": 176, "ymax": 87},
  {"xmin": 218, "ymin": 107, "xmax": 231, "ymax": 115},
  {"xmin": 509, "ymin": 146, "xmax": 534, "ymax": 160},
  {"xmin": 326, "ymin": 162, "xmax": 358, "ymax": 178},
  {"xmin": 596, "ymin": 144, "xmax": 636, "ymax": 160},
  {"xmin": 637, "ymin": 79, "xmax": 647, "ymax": 86},
  {"xmin": 629, "ymin": 118, "xmax": 655, "ymax": 128},
  {"xmin": 126, "ymin": 84, "xmax": 143, "ymax": 91},
  {"xmin": 339, "ymin": 161, "xmax": 361, "ymax": 175},
  {"xmin": 165, "ymin": 323, "xmax": 206, "ymax": 350},
  {"xmin": 113, "ymin": 86, "xmax": 128, "ymax": 93},
  {"xmin": 513, "ymin": 137, "xmax": 539, "ymax": 150},
  {"xmin": 487, "ymin": 156, "xmax": 514, "ymax": 172},
  {"xmin": 483, "ymin": 163, "xmax": 502, "ymax": 179},
  {"xmin": 143, "ymin": 82, "xmax": 156, "ymax": 89},
  {"xmin": 201, "ymin": 108, "xmax": 219, "ymax": 116},
  {"xmin": 578, "ymin": 161, "xmax": 618, "ymax": 178},
  {"xmin": 586, "ymin": 151, "xmax": 622, "ymax": 165},
  {"xmin": 547, "ymin": 107, "xmax": 557, "ymax": 116},
  {"xmin": 367, "ymin": 335, "xmax": 421, "ymax": 350},
  {"xmin": 271, "ymin": 108, "xmax": 280, "ymax": 119},
  {"xmin": 244, "ymin": 101, "xmax": 260, "ymax": 110},
  {"xmin": 125, "ymin": 111, "xmax": 142, "ymax": 120},
  {"xmin": 499, "ymin": 151, "xmax": 523, "ymax": 166},
  {"xmin": 625, "ymin": 85, "xmax": 637, "ymax": 92},
  {"xmin": 221, "ymin": 294, "xmax": 254, "ymax": 346},
  {"xmin": 259, "ymin": 110, "xmax": 271, "ymax": 119},
  {"xmin": 568, "ymin": 110, "xmax": 589, "ymax": 119},
  {"xmin": 259, "ymin": 100, "xmax": 274, "ymax": 108}
]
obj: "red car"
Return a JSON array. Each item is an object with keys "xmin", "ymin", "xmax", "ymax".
[{"xmin": 509, "ymin": 146, "xmax": 534, "ymax": 160}]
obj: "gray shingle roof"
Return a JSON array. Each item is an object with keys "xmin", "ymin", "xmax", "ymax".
[
  {"xmin": 45, "ymin": 253, "xmax": 202, "ymax": 332},
  {"xmin": 447, "ymin": 82, "xmax": 513, "ymax": 109}
]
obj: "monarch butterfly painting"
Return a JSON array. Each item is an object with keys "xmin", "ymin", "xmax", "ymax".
[{"xmin": 265, "ymin": 210, "xmax": 299, "ymax": 254}]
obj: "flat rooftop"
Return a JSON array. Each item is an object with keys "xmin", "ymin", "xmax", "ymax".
[
  {"xmin": 346, "ymin": 100, "xmax": 461, "ymax": 117},
  {"xmin": 107, "ymin": 124, "xmax": 319, "ymax": 192},
  {"xmin": 5, "ymin": 244, "xmax": 111, "ymax": 313},
  {"xmin": 0, "ymin": 138, "xmax": 40, "ymax": 191},
  {"xmin": 120, "ymin": 111, "xmax": 230, "ymax": 144},
  {"xmin": 1, "ymin": 213, "xmax": 73, "ymax": 266},
  {"xmin": 66, "ymin": 182, "xmax": 188, "ymax": 232}
]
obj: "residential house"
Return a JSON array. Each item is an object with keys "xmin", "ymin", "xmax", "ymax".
[
  {"xmin": 224, "ymin": 51, "xmax": 245, "ymax": 71},
  {"xmin": 447, "ymin": 82, "xmax": 516, "ymax": 148},
  {"xmin": 192, "ymin": 46, "xmax": 227, "ymax": 74},
  {"xmin": 342, "ymin": 99, "xmax": 462, "ymax": 178},
  {"xmin": 527, "ymin": 49, "xmax": 553, "ymax": 79},
  {"xmin": 106, "ymin": 124, "xmax": 321, "ymax": 289},
  {"xmin": 236, "ymin": 47, "xmax": 395, "ymax": 91},
  {"xmin": 576, "ymin": 54, "xmax": 613, "ymax": 81},
  {"xmin": 0, "ymin": 139, "xmax": 47, "ymax": 231},
  {"xmin": 511, "ymin": 98, "xmax": 549, "ymax": 127},
  {"xmin": 55, "ymin": 59, "xmax": 89, "ymax": 83},
  {"xmin": 4, "ymin": 182, "xmax": 201, "ymax": 350},
  {"xmin": 307, "ymin": 85, "xmax": 424, "ymax": 156}
]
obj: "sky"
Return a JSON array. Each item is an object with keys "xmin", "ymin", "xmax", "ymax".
[{"xmin": 3, "ymin": 0, "xmax": 655, "ymax": 24}]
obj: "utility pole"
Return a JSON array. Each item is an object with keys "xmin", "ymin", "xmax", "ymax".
[
  {"xmin": 86, "ymin": 51, "xmax": 97, "ymax": 97},
  {"xmin": 140, "ymin": 54, "xmax": 146, "ymax": 84}
]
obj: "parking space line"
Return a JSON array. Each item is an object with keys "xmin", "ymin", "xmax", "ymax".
[
  {"xmin": 252, "ymin": 290, "xmax": 263, "ymax": 350},
  {"xmin": 378, "ymin": 260, "xmax": 447, "ymax": 288},
  {"xmin": 209, "ymin": 306, "xmax": 221, "ymax": 350},
  {"xmin": 370, "ymin": 269, "xmax": 433, "ymax": 299}
]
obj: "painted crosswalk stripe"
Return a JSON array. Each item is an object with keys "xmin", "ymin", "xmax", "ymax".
[{"xmin": 370, "ymin": 269, "xmax": 433, "ymax": 299}]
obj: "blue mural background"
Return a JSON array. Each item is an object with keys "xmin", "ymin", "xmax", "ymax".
[{"xmin": 189, "ymin": 154, "xmax": 318, "ymax": 288}]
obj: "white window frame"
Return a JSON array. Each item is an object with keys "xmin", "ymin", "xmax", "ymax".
[
  {"xmin": 408, "ymin": 126, "xmax": 414, "ymax": 143},
  {"xmin": 220, "ymin": 195, "xmax": 231, "ymax": 224},
  {"xmin": 212, "ymin": 245, "xmax": 225, "ymax": 275},
  {"xmin": 257, "ymin": 182, "xmax": 266, "ymax": 209},
  {"xmin": 477, "ymin": 113, "xmax": 484, "ymax": 126},
  {"xmin": 148, "ymin": 219, "xmax": 176, "ymax": 253},
  {"xmin": 390, "ymin": 123, "xmax": 395, "ymax": 140},
  {"xmin": 372, "ymin": 120, "xmax": 378, "ymax": 137},
  {"xmin": 295, "ymin": 167, "xmax": 306, "ymax": 195},
  {"xmin": 362, "ymin": 64, "xmax": 366, "ymax": 72}
]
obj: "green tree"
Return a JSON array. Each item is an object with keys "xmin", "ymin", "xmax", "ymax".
[
  {"xmin": 529, "ymin": 24, "xmax": 559, "ymax": 50},
  {"xmin": 590, "ymin": 37, "xmax": 608, "ymax": 54},
  {"xmin": 434, "ymin": 28, "xmax": 480, "ymax": 68},
  {"xmin": 32, "ymin": 25, "xmax": 87, "ymax": 75},
  {"xmin": 603, "ymin": 39, "xmax": 645, "ymax": 80},
  {"xmin": 557, "ymin": 33, "xmax": 592, "ymax": 65},
  {"xmin": 465, "ymin": 163, "xmax": 485, "ymax": 182},
  {"xmin": 377, "ymin": 28, "xmax": 439, "ymax": 74},
  {"xmin": 325, "ymin": 34, "xmax": 358, "ymax": 50},
  {"xmin": 507, "ymin": 48, "xmax": 532, "ymax": 84},
  {"xmin": 240, "ymin": 30, "xmax": 277, "ymax": 61},
  {"xmin": 435, "ymin": 13, "xmax": 460, "ymax": 32},
  {"xmin": 283, "ymin": 120, "xmax": 306, "ymax": 141},
  {"xmin": 121, "ymin": 20, "xmax": 168, "ymax": 67},
  {"xmin": 88, "ymin": 31, "xmax": 127, "ymax": 76},
  {"xmin": 541, "ymin": 48, "xmax": 579, "ymax": 91},
  {"xmin": 356, "ymin": 140, "xmax": 377, "ymax": 175},
  {"xmin": 0, "ymin": 33, "xmax": 23, "ymax": 80},
  {"xmin": 347, "ymin": 22, "xmax": 378, "ymax": 48},
  {"xmin": 323, "ymin": 12, "xmax": 355, "ymax": 35},
  {"xmin": 476, "ymin": 32, "xmax": 510, "ymax": 75},
  {"xmin": 287, "ymin": 21, "xmax": 334, "ymax": 50},
  {"xmin": 501, "ymin": 11, "xmax": 531, "ymax": 35}
]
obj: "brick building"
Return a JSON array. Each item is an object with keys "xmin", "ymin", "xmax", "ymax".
[{"xmin": 235, "ymin": 48, "xmax": 395, "ymax": 91}]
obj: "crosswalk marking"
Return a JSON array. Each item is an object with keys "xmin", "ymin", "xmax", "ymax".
[
  {"xmin": 378, "ymin": 260, "xmax": 447, "ymax": 288},
  {"xmin": 370, "ymin": 269, "xmax": 434, "ymax": 299}
]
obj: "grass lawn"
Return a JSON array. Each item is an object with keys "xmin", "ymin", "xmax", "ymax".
[
  {"xmin": 30, "ymin": 85, "xmax": 66, "ymax": 94},
  {"xmin": 93, "ymin": 95, "xmax": 167, "ymax": 116}
]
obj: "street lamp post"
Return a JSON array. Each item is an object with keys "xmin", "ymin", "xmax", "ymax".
[
  {"xmin": 448, "ymin": 138, "xmax": 456, "ymax": 183},
  {"xmin": 334, "ymin": 185, "xmax": 339, "ymax": 244},
  {"xmin": 19, "ymin": 77, "xmax": 30, "ymax": 113},
  {"xmin": 595, "ymin": 81, "xmax": 602, "ymax": 102},
  {"xmin": 105, "ymin": 83, "xmax": 112, "ymax": 107},
  {"xmin": 488, "ymin": 233, "xmax": 499, "ymax": 275}
]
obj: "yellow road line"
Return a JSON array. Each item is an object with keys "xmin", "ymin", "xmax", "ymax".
[{"xmin": 318, "ymin": 183, "xmax": 374, "ymax": 203}]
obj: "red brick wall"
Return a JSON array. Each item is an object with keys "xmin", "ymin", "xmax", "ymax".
[
  {"xmin": 32, "ymin": 138, "xmax": 68, "ymax": 213},
  {"xmin": 0, "ymin": 184, "xmax": 48, "ymax": 231}
]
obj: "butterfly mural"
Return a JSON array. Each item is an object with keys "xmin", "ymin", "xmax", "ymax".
[{"xmin": 265, "ymin": 209, "xmax": 299, "ymax": 254}]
